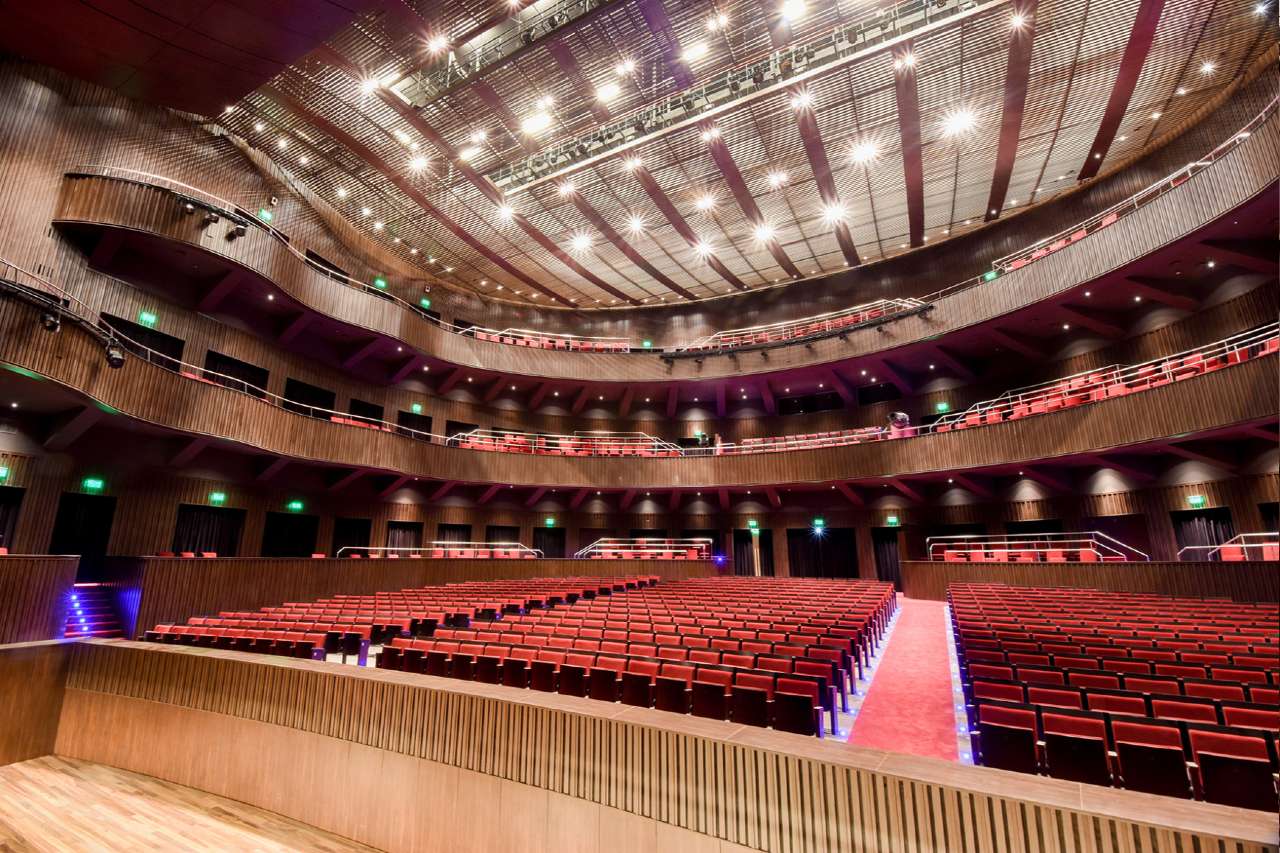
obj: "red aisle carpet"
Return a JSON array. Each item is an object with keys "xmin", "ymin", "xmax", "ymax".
[{"xmin": 850, "ymin": 597, "xmax": 958, "ymax": 761}]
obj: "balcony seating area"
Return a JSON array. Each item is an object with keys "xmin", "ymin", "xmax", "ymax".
[
  {"xmin": 575, "ymin": 537, "xmax": 713, "ymax": 560},
  {"xmin": 341, "ymin": 542, "xmax": 543, "ymax": 559},
  {"xmin": 377, "ymin": 577, "xmax": 896, "ymax": 737},
  {"xmin": 951, "ymin": 583, "xmax": 1280, "ymax": 811},
  {"xmin": 928, "ymin": 532, "xmax": 1147, "ymax": 562},
  {"xmin": 469, "ymin": 329, "xmax": 631, "ymax": 352},
  {"xmin": 676, "ymin": 299, "xmax": 924, "ymax": 352},
  {"xmin": 144, "ymin": 576, "xmax": 656, "ymax": 660},
  {"xmin": 1178, "ymin": 532, "xmax": 1280, "ymax": 562},
  {"xmin": 450, "ymin": 429, "xmax": 681, "ymax": 457}
]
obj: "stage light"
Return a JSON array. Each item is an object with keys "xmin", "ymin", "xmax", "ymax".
[
  {"xmin": 104, "ymin": 344, "xmax": 125, "ymax": 369},
  {"xmin": 427, "ymin": 34, "xmax": 449, "ymax": 52}
]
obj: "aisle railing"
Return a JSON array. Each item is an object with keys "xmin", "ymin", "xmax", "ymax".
[
  {"xmin": 926, "ymin": 531, "xmax": 1149, "ymax": 562},
  {"xmin": 1176, "ymin": 532, "xmax": 1280, "ymax": 562},
  {"xmin": 336, "ymin": 542, "xmax": 544, "ymax": 559},
  {"xmin": 574, "ymin": 538, "xmax": 714, "ymax": 560}
]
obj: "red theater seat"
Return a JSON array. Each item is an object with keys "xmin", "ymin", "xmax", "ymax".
[
  {"xmin": 976, "ymin": 704, "xmax": 1038, "ymax": 774},
  {"xmin": 1189, "ymin": 730, "xmax": 1278, "ymax": 811},
  {"xmin": 1041, "ymin": 712, "xmax": 1111, "ymax": 786},
  {"xmin": 1111, "ymin": 721, "xmax": 1191, "ymax": 799}
]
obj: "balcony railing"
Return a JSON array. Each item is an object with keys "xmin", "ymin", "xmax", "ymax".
[
  {"xmin": 574, "ymin": 538, "xmax": 714, "ymax": 560},
  {"xmin": 335, "ymin": 543, "xmax": 544, "ymax": 559},
  {"xmin": 926, "ymin": 532, "xmax": 1149, "ymax": 562},
  {"xmin": 448, "ymin": 428, "xmax": 682, "ymax": 456},
  {"xmin": 1176, "ymin": 533, "xmax": 1280, "ymax": 562}
]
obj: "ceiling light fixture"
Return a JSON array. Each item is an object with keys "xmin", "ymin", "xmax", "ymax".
[
  {"xmin": 570, "ymin": 232, "xmax": 593, "ymax": 251},
  {"xmin": 458, "ymin": 145, "xmax": 480, "ymax": 162},
  {"xmin": 625, "ymin": 156, "xmax": 644, "ymax": 170},
  {"xmin": 596, "ymin": 81, "xmax": 621, "ymax": 102},
  {"xmin": 821, "ymin": 202, "xmax": 847, "ymax": 224},
  {"xmin": 1009, "ymin": 11, "xmax": 1027, "ymax": 28},
  {"xmin": 469, "ymin": 130, "xmax": 487, "ymax": 144},
  {"xmin": 753, "ymin": 223, "xmax": 776, "ymax": 243},
  {"xmin": 893, "ymin": 52, "xmax": 916, "ymax": 71},
  {"xmin": 767, "ymin": 170, "xmax": 789, "ymax": 188},
  {"xmin": 682, "ymin": 41, "xmax": 709, "ymax": 62},
  {"xmin": 706, "ymin": 12, "xmax": 729, "ymax": 30},
  {"xmin": 521, "ymin": 111, "xmax": 553, "ymax": 134},
  {"xmin": 693, "ymin": 240, "xmax": 714, "ymax": 257},
  {"xmin": 626, "ymin": 214, "xmax": 646, "ymax": 234},
  {"xmin": 850, "ymin": 140, "xmax": 879, "ymax": 163},
  {"xmin": 940, "ymin": 107, "xmax": 977, "ymax": 136},
  {"xmin": 409, "ymin": 155, "xmax": 429, "ymax": 171},
  {"xmin": 557, "ymin": 181, "xmax": 575, "ymax": 196},
  {"xmin": 427, "ymin": 34, "xmax": 449, "ymax": 53},
  {"xmin": 360, "ymin": 78, "xmax": 379, "ymax": 94},
  {"xmin": 700, "ymin": 126, "xmax": 720, "ymax": 142},
  {"xmin": 1200, "ymin": 60, "xmax": 1216, "ymax": 75},
  {"xmin": 790, "ymin": 90, "xmax": 813, "ymax": 110},
  {"xmin": 496, "ymin": 204, "xmax": 514, "ymax": 220},
  {"xmin": 336, "ymin": 187, "xmax": 348, "ymax": 199},
  {"xmin": 779, "ymin": 0, "xmax": 805, "ymax": 23},
  {"xmin": 614, "ymin": 58, "xmax": 636, "ymax": 75}
]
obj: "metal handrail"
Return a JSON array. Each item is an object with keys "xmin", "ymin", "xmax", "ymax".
[
  {"xmin": 61, "ymin": 97, "xmax": 1275, "ymax": 356},
  {"xmin": 1176, "ymin": 532, "xmax": 1280, "ymax": 561},
  {"xmin": 574, "ymin": 537, "xmax": 714, "ymax": 559},
  {"xmin": 673, "ymin": 298, "xmax": 927, "ymax": 352},
  {"xmin": 449, "ymin": 427, "xmax": 682, "ymax": 455},
  {"xmin": 926, "ymin": 531, "xmax": 1149, "ymax": 561},
  {"xmin": 336, "ymin": 543, "xmax": 544, "ymax": 558}
]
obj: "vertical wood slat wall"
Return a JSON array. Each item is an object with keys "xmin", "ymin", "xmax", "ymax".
[
  {"xmin": 0, "ymin": 556, "xmax": 79, "ymax": 642},
  {"xmin": 51, "ymin": 641, "xmax": 1279, "ymax": 853},
  {"xmin": 0, "ymin": 641, "xmax": 70, "ymax": 766},
  {"xmin": 121, "ymin": 557, "xmax": 717, "ymax": 639},
  {"xmin": 899, "ymin": 559, "xmax": 1280, "ymax": 602}
]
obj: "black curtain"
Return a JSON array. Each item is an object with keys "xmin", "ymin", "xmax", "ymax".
[
  {"xmin": 1005, "ymin": 519, "xmax": 1064, "ymax": 535},
  {"xmin": 436, "ymin": 523, "xmax": 472, "ymax": 543},
  {"xmin": 0, "ymin": 486, "xmax": 23, "ymax": 551},
  {"xmin": 1260, "ymin": 502, "xmax": 1279, "ymax": 532},
  {"xmin": 1084, "ymin": 514, "xmax": 1152, "ymax": 558},
  {"xmin": 787, "ymin": 528, "xmax": 857, "ymax": 578},
  {"xmin": 533, "ymin": 527, "xmax": 566, "ymax": 557},
  {"xmin": 629, "ymin": 528, "xmax": 664, "ymax": 539},
  {"xmin": 49, "ymin": 493, "xmax": 117, "ymax": 561},
  {"xmin": 732, "ymin": 529, "xmax": 774, "ymax": 576},
  {"xmin": 485, "ymin": 525, "xmax": 520, "ymax": 544},
  {"xmin": 386, "ymin": 520, "xmax": 424, "ymax": 550},
  {"xmin": 873, "ymin": 527, "xmax": 902, "ymax": 590},
  {"xmin": 261, "ymin": 512, "xmax": 319, "ymax": 557},
  {"xmin": 172, "ymin": 504, "xmax": 245, "ymax": 556},
  {"xmin": 332, "ymin": 517, "xmax": 371, "ymax": 556},
  {"xmin": 577, "ymin": 527, "xmax": 613, "ymax": 553},
  {"xmin": 1171, "ymin": 508, "xmax": 1236, "ymax": 555}
]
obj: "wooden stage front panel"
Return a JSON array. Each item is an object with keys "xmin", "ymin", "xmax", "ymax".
[
  {"xmin": 900, "ymin": 559, "xmax": 1280, "ymax": 602},
  {"xmin": 0, "ymin": 555, "xmax": 79, "ymax": 643},
  {"xmin": 43, "ymin": 640, "xmax": 1280, "ymax": 853}
]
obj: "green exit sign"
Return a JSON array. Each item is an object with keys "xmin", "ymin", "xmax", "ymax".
[
  {"xmin": 0, "ymin": 466, "xmax": 8, "ymax": 482},
  {"xmin": 373, "ymin": 277, "xmax": 388, "ymax": 289},
  {"xmin": 410, "ymin": 402, "xmax": 423, "ymax": 414},
  {"xmin": 82, "ymin": 477, "xmax": 105, "ymax": 492},
  {"xmin": 286, "ymin": 499, "xmax": 304, "ymax": 512},
  {"xmin": 935, "ymin": 401, "xmax": 950, "ymax": 413},
  {"xmin": 544, "ymin": 517, "xmax": 556, "ymax": 527},
  {"xmin": 812, "ymin": 517, "xmax": 825, "ymax": 528},
  {"xmin": 209, "ymin": 491, "xmax": 226, "ymax": 505},
  {"xmin": 642, "ymin": 340, "xmax": 652, "ymax": 348},
  {"xmin": 1186, "ymin": 494, "xmax": 1206, "ymax": 508},
  {"xmin": 137, "ymin": 310, "xmax": 158, "ymax": 328},
  {"xmin": 258, "ymin": 208, "xmax": 274, "ymax": 222},
  {"xmin": 885, "ymin": 515, "xmax": 900, "ymax": 527},
  {"xmin": 419, "ymin": 297, "xmax": 432, "ymax": 309},
  {"xmin": 983, "ymin": 270, "xmax": 998, "ymax": 282}
]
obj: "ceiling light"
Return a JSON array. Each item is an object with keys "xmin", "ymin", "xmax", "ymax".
[
  {"xmin": 597, "ymin": 82, "xmax": 621, "ymax": 102},
  {"xmin": 693, "ymin": 240, "xmax": 714, "ymax": 256},
  {"xmin": 821, "ymin": 202, "xmax": 847, "ymax": 224},
  {"xmin": 570, "ymin": 232, "xmax": 593, "ymax": 251},
  {"xmin": 1061, "ymin": 323, "xmax": 1070, "ymax": 331},
  {"xmin": 1206, "ymin": 259, "xmax": 1216, "ymax": 268},
  {"xmin": 443, "ymin": 266, "xmax": 453, "ymax": 272},
  {"xmin": 1118, "ymin": 134, "xmax": 1128, "ymax": 141},
  {"xmin": 299, "ymin": 155, "xmax": 309, "ymax": 165},
  {"xmin": 626, "ymin": 214, "xmax": 646, "ymax": 234},
  {"xmin": 1150, "ymin": 111, "xmax": 1162, "ymax": 119},
  {"xmin": 557, "ymin": 181, "xmax": 575, "ymax": 196},
  {"xmin": 409, "ymin": 155, "xmax": 429, "ymax": 171},
  {"xmin": 940, "ymin": 107, "xmax": 977, "ymax": 137},
  {"xmin": 1200, "ymin": 60, "xmax": 1216, "ymax": 75},
  {"xmin": 410, "ymin": 248, "xmax": 418, "ymax": 255},
  {"xmin": 336, "ymin": 187, "xmax": 348, "ymax": 199},
  {"xmin": 893, "ymin": 52, "xmax": 916, "ymax": 71},
  {"xmin": 521, "ymin": 111, "xmax": 553, "ymax": 134},
  {"xmin": 700, "ymin": 126, "xmax": 720, "ymax": 142},
  {"xmin": 850, "ymin": 140, "xmax": 879, "ymax": 163},
  {"xmin": 373, "ymin": 221, "xmax": 384, "ymax": 230},
  {"xmin": 779, "ymin": 0, "xmax": 805, "ymax": 22},
  {"xmin": 458, "ymin": 145, "xmax": 480, "ymax": 162},
  {"xmin": 223, "ymin": 105, "xmax": 234, "ymax": 114},
  {"xmin": 1133, "ymin": 295, "xmax": 1142, "ymax": 302},
  {"xmin": 615, "ymin": 58, "xmax": 636, "ymax": 75},
  {"xmin": 253, "ymin": 121, "xmax": 265, "ymax": 132},
  {"xmin": 497, "ymin": 204, "xmax": 514, "ymax": 220},
  {"xmin": 469, "ymin": 130, "xmax": 487, "ymax": 144},
  {"xmin": 394, "ymin": 130, "xmax": 411, "ymax": 144},
  {"xmin": 1256, "ymin": 2, "xmax": 1269, "ymax": 13},
  {"xmin": 427, "ymin": 34, "xmax": 449, "ymax": 53},
  {"xmin": 790, "ymin": 90, "xmax": 813, "ymax": 110},
  {"xmin": 1010, "ymin": 11, "xmax": 1027, "ymax": 28},
  {"xmin": 360, "ymin": 78, "xmax": 379, "ymax": 94},
  {"xmin": 625, "ymin": 156, "xmax": 644, "ymax": 170},
  {"xmin": 767, "ymin": 170, "xmax": 789, "ymax": 188},
  {"xmin": 361, "ymin": 206, "xmax": 372, "ymax": 217},
  {"xmin": 706, "ymin": 12, "xmax": 729, "ymax": 30},
  {"xmin": 695, "ymin": 194, "xmax": 716, "ymax": 211},
  {"xmin": 1176, "ymin": 87, "xmax": 1187, "ymax": 96},
  {"xmin": 682, "ymin": 41, "xmax": 709, "ymax": 62},
  {"xmin": 753, "ymin": 223, "xmax": 776, "ymax": 243}
]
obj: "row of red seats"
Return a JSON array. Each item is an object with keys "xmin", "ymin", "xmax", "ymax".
[
  {"xmin": 739, "ymin": 427, "xmax": 884, "ymax": 452},
  {"xmin": 453, "ymin": 434, "xmax": 678, "ymax": 457},
  {"xmin": 346, "ymin": 548, "xmax": 537, "ymax": 559},
  {"xmin": 1221, "ymin": 543, "xmax": 1280, "ymax": 561},
  {"xmin": 951, "ymin": 583, "xmax": 1279, "ymax": 809},
  {"xmin": 471, "ymin": 330, "xmax": 629, "ymax": 352},
  {"xmin": 942, "ymin": 548, "xmax": 1122, "ymax": 563},
  {"xmin": 690, "ymin": 305, "xmax": 892, "ymax": 351},
  {"xmin": 1003, "ymin": 211, "xmax": 1116, "ymax": 271}
]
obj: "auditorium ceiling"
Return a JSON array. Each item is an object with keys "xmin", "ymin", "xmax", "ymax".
[{"xmin": 195, "ymin": 1, "xmax": 1276, "ymax": 305}]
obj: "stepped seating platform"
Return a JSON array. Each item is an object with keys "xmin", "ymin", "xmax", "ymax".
[
  {"xmin": 377, "ymin": 578, "xmax": 895, "ymax": 737},
  {"xmin": 145, "ymin": 576, "xmax": 657, "ymax": 661},
  {"xmin": 951, "ymin": 583, "xmax": 1280, "ymax": 811},
  {"xmin": 64, "ymin": 583, "xmax": 123, "ymax": 639}
]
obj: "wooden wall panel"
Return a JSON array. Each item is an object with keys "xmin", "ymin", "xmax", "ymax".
[
  {"xmin": 0, "ymin": 291, "xmax": 1274, "ymax": 491},
  {"xmin": 52, "ymin": 641, "xmax": 1280, "ymax": 852},
  {"xmin": 900, "ymin": 560, "xmax": 1280, "ymax": 602},
  {"xmin": 0, "ymin": 640, "xmax": 69, "ymax": 766},
  {"xmin": 0, "ymin": 556, "xmax": 79, "ymax": 643},
  {"xmin": 123, "ymin": 557, "xmax": 716, "ymax": 638}
]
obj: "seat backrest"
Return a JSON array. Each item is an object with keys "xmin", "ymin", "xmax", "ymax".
[
  {"xmin": 628, "ymin": 660, "xmax": 660, "ymax": 677},
  {"xmin": 1112, "ymin": 720, "xmax": 1182, "ymax": 749},
  {"xmin": 978, "ymin": 704, "xmax": 1036, "ymax": 731},
  {"xmin": 735, "ymin": 672, "xmax": 774, "ymax": 694},
  {"xmin": 1189, "ymin": 729, "xmax": 1270, "ymax": 762},
  {"xmin": 695, "ymin": 667, "xmax": 733, "ymax": 687},
  {"xmin": 775, "ymin": 677, "xmax": 819, "ymax": 701},
  {"xmin": 973, "ymin": 680, "xmax": 1024, "ymax": 703},
  {"xmin": 1085, "ymin": 691, "xmax": 1146, "ymax": 716},
  {"xmin": 1027, "ymin": 686, "xmax": 1082, "ymax": 709},
  {"xmin": 1151, "ymin": 698, "xmax": 1218, "ymax": 724},
  {"xmin": 660, "ymin": 663, "xmax": 694, "ymax": 682},
  {"xmin": 1042, "ymin": 712, "xmax": 1105, "ymax": 739}
]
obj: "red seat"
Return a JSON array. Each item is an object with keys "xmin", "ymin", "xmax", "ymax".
[
  {"xmin": 1085, "ymin": 691, "xmax": 1145, "ymax": 717},
  {"xmin": 1151, "ymin": 698, "xmax": 1218, "ymax": 725},
  {"xmin": 976, "ymin": 704, "xmax": 1038, "ymax": 774},
  {"xmin": 1111, "ymin": 720, "xmax": 1191, "ymax": 799},
  {"xmin": 1189, "ymin": 730, "xmax": 1278, "ymax": 811},
  {"xmin": 1222, "ymin": 705, "xmax": 1280, "ymax": 731},
  {"xmin": 1041, "ymin": 712, "xmax": 1111, "ymax": 786},
  {"xmin": 773, "ymin": 677, "xmax": 822, "ymax": 736}
]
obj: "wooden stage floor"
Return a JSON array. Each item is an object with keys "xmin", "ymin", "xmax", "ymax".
[{"xmin": 0, "ymin": 756, "xmax": 374, "ymax": 852}]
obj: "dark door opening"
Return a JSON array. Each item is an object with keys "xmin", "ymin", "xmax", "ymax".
[
  {"xmin": 49, "ymin": 492, "xmax": 118, "ymax": 573},
  {"xmin": 533, "ymin": 527, "xmax": 566, "ymax": 557},
  {"xmin": 386, "ymin": 520, "xmax": 424, "ymax": 551},
  {"xmin": 786, "ymin": 527, "xmax": 857, "ymax": 578},
  {"xmin": 261, "ymin": 511, "xmax": 320, "ymax": 557},
  {"xmin": 0, "ymin": 485, "xmax": 24, "ymax": 552},
  {"xmin": 872, "ymin": 527, "xmax": 902, "ymax": 590},
  {"xmin": 732, "ymin": 529, "xmax": 774, "ymax": 576},
  {"xmin": 332, "ymin": 517, "xmax": 372, "ymax": 556},
  {"xmin": 172, "ymin": 504, "xmax": 245, "ymax": 556}
]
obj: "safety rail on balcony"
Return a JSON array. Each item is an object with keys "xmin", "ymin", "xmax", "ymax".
[
  {"xmin": 336, "ymin": 543, "xmax": 544, "ymax": 559},
  {"xmin": 994, "ymin": 96, "xmax": 1279, "ymax": 274},
  {"xmin": 448, "ymin": 428, "xmax": 683, "ymax": 456},
  {"xmin": 671, "ymin": 298, "xmax": 929, "ymax": 353},
  {"xmin": 926, "ymin": 532, "xmax": 1149, "ymax": 563},
  {"xmin": 574, "ymin": 538, "xmax": 714, "ymax": 560},
  {"xmin": 465, "ymin": 326, "xmax": 632, "ymax": 352},
  {"xmin": 1176, "ymin": 532, "xmax": 1280, "ymax": 562},
  {"xmin": 61, "ymin": 96, "xmax": 1275, "ymax": 358}
]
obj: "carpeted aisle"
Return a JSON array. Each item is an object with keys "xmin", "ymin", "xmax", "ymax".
[{"xmin": 849, "ymin": 597, "xmax": 958, "ymax": 761}]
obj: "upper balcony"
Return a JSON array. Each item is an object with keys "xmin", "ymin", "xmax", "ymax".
[{"xmin": 50, "ymin": 100, "xmax": 1280, "ymax": 387}]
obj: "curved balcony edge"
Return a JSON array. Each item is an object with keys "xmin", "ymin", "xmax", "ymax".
[
  {"xmin": 2, "ymin": 295, "xmax": 1275, "ymax": 490},
  {"xmin": 49, "ymin": 113, "xmax": 1280, "ymax": 384}
]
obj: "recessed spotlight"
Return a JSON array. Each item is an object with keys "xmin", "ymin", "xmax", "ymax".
[
  {"xmin": 409, "ymin": 155, "xmax": 429, "ymax": 171},
  {"xmin": 557, "ymin": 181, "xmax": 575, "ymax": 197},
  {"xmin": 597, "ymin": 82, "xmax": 621, "ymax": 102},
  {"xmin": 682, "ymin": 41, "xmax": 709, "ymax": 62},
  {"xmin": 753, "ymin": 223, "xmax": 776, "ymax": 243},
  {"xmin": 427, "ymin": 34, "xmax": 449, "ymax": 52},
  {"xmin": 266, "ymin": 294, "xmax": 274, "ymax": 301},
  {"xmin": 1084, "ymin": 290, "xmax": 1091, "ymax": 297},
  {"xmin": 790, "ymin": 90, "xmax": 813, "ymax": 110},
  {"xmin": 373, "ymin": 221, "xmax": 384, "ymax": 230},
  {"xmin": 469, "ymin": 130, "xmax": 488, "ymax": 144},
  {"xmin": 893, "ymin": 52, "xmax": 916, "ymax": 71},
  {"xmin": 410, "ymin": 247, "xmax": 418, "ymax": 254},
  {"xmin": 1175, "ymin": 87, "xmax": 1187, "ymax": 96},
  {"xmin": 614, "ymin": 58, "xmax": 636, "ymax": 75},
  {"xmin": 1009, "ymin": 11, "xmax": 1027, "ymax": 28},
  {"xmin": 1118, "ymin": 134, "xmax": 1128, "ymax": 141},
  {"xmin": 625, "ymin": 156, "xmax": 644, "ymax": 170},
  {"xmin": 821, "ymin": 202, "xmax": 847, "ymax": 224},
  {"xmin": 626, "ymin": 214, "xmax": 646, "ymax": 234},
  {"xmin": 1206, "ymin": 259, "xmax": 1216, "ymax": 268},
  {"xmin": 693, "ymin": 240, "xmax": 714, "ymax": 256},
  {"xmin": 850, "ymin": 140, "xmax": 879, "ymax": 163},
  {"xmin": 1133, "ymin": 295, "xmax": 1142, "ymax": 302},
  {"xmin": 940, "ymin": 108, "xmax": 977, "ymax": 136},
  {"xmin": 779, "ymin": 0, "xmax": 805, "ymax": 22},
  {"xmin": 496, "ymin": 204, "xmax": 515, "ymax": 221},
  {"xmin": 767, "ymin": 170, "xmax": 789, "ymax": 188},
  {"xmin": 299, "ymin": 155, "xmax": 309, "ymax": 165},
  {"xmin": 253, "ymin": 121, "xmax": 265, "ymax": 132},
  {"xmin": 695, "ymin": 194, "xmax": 716, "ymax": 211},
  {"xmin": 570, "ymin": 232, "xmax": 593, "ymax": 251},
  {"xmin": 458, "ymin": 145, "xmax": 480, "ymax": 162},
  {"xmin": 360, "ymin": 78, "xmax": 380, "ymax": 94},
  {"xmin": 1150, "ymin": 111, "xmax": 1162, "ymax": 120},
  {"xmin": 1062, "ymin": 323, "xmax": 1070, "ymax": 330},
  {"xmin": 521, "ymin": 111, "xmax": 552, "ymax": 134},
  {"xmin": 1199, "ymin": 60, "xmax": 1216, "ymax": 75},
  {"xmin": 706, "ymin": 12, "xmax": 729, "ymax": 30},
  {"xmin": 336, "ymin": 187, "xmax": 348, "ymax": 199},
  {"xmin": 361, "ymin": 206, "xmax": 372, "ymax": 217},
  {"xmin": 700, "ymin": 126, "xmax": 721, "ymax": 142}
]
